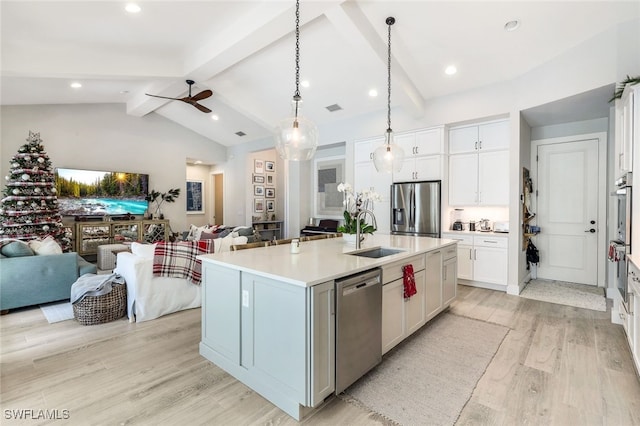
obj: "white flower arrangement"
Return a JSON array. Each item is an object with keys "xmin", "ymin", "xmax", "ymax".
[{"xmin": 336, "ymin": 182, "xmax": 381, "ymax": 234}]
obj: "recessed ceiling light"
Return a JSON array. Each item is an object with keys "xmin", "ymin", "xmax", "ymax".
[
  {"xmin": 504, "ymin": 20, "xmax": 520, "ymax": 32},
  {"xmin": 444, "ymin": 65, "xmax": 457, "ymax": 76},
  {"xmin": 70, "ymin": 82, "xmax": 82, "ymax": 89},
  {"xmin": 211, "ymin": 114, "xmax": 219, "ymax": 121},
  {"xmin": 301, "ymin": 80, "xmax": 310, "ymax": 88},
  {"xmin": 125, "ymin": 3, "xmax": 141, "ymax": 13},
  {"xmin": 369, "ymin": 89, "xmax": 378, "ymax": 97}
]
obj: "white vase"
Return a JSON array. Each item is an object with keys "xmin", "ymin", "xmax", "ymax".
[{"xmin": 342, "ymin": 233, "xmax": 357, "ymax": 244}]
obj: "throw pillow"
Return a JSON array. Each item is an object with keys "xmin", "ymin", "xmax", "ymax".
[
  {"xmin": 0, "ymin": 240, "xmax": 34, "ymax": 257},
  {"xmin": 131, "ymin": 242, "xmax": 157, "ymax": 259},
  {"xmin": 28, "ymin": 236, "xmax": 63, "ymax": 255},
  {"xmin": 199, "ymin": 232, "xmax": 220, "ymax": 240},
  {"xmin": 233, "ymin": 226, "xmax": 255, "ymax": 237}
]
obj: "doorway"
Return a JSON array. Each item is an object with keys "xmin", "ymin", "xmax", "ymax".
[
  {"xmin": 531, "ymin": 133, "xmax": 606, "ymax": 286},
  {"xmin": 213, "ymin": 173, "xmax": 224, "ymax": 226}
]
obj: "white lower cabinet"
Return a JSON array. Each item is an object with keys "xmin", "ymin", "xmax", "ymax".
[
  {"xmin": 381, "ymin": 247, "xmax": 457, "ymax": 354},
  {"xmin": 624, "ymin": 260, "xmax": 640, "ymax": 374},
  {"xmin": 442, "ymin": 233, "xmax": 508, "ymax": 289},
  {"xmin": 442, "ymin": 245, "xmax": 457, "ymax": 306},
  {"xmin": 425, "ymin": 250, "xmax": 443, "ymax": 320}
]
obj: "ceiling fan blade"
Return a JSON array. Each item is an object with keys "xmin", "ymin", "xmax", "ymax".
[
  {"xmin": 192, "ymin": 102, "xmax": 212, "ymax": 113},
  {"xmin": 190, "ymin": 89, "xmax": 213, "ymax": 102},
  {"xmin": 145, "ymin": 93, "xmax": 181, "ymax": 101}
]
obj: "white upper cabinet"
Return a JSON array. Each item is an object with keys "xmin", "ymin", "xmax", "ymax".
[
  {"xmin": 449, "ymin": 120, "xmax": 509, "ymax": 154},
  {"xmin": 354, "ymin": 137, "xmax": 384, "ymax": 164},
  {"xmin": 393, "ymin": 127, "xmax": 444, "ymax": 183},
  {"xmin": 448, "ymin": 120, "xmax": 510, "ymax": 206},
  {"xmin": 354, "ymin": 136, "xmax": 392, "ymax": 233},
  {"xmin": 617, "ymin": 84, "xmax": 637, "ymax": 176}
]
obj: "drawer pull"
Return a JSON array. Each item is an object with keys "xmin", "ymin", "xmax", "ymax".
[{"xmin": 483, "ymin": 240, "xmax": 498, "ymax": 244}]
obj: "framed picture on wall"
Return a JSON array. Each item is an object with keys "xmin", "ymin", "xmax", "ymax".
[
  {"xmin": 266, "ymin": 200, "xmax": 275, "ymax": 212},
  {"xmin": 254, "ymin": 198, "xmax": 264, "ymax": 213},
  {"xmin": 253, "ymin": 174, "xmax": 265, "ymax": 184},
  {"xmin": 314, "ymin": 156, "xmax": 345, "ymax": 217},
  {"xmin": 254, "ymin": 185, "xmax": 264, "ymax": 196},
  {"xmin": 186, "ymin": 180, "xmax": 204, "ymax": 214},
  {"xmin": 265, "ymin": 188, "xmax": 275, "ymax": 198},
  {"xmin": 265, "ymin": 161, "xmax": 275, "ymax": 172},
  {"xmin": 266, "ymin": 173, "xmax": 275, "ymax": 186},
  {"xmin": 254, "ymin": 159, "xmax": 265, "ymax": 174}
]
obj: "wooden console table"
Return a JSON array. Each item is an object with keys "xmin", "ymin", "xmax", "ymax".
[{"xmin": 252, "ymin": 220, "xmax": 283, "ymax": 241}]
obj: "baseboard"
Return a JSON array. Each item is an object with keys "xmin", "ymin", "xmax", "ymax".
[{"xmin": 458, "ymin": 280, "xmax": 507, "ymax": 292}]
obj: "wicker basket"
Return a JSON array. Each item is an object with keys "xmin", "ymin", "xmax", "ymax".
[{"xmin": 73, "ymin": 282, "xmax": 127, "ymax": 326}]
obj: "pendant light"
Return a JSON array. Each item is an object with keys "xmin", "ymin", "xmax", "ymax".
[
  {"xmin": 373, "ymin": 17, "xmax": 404, "ymax": 173},
  {"xmin": 274, "ymin": 0, "xmax": 318, "ymax": 161}
]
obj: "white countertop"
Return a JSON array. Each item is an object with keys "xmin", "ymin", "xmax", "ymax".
[
  {"xmin": 442, "ymin": 230, "xmax": 509, "ymax": 237},
  {"xmin": 199, "ymin": 234, "xmax": 456, "ymax": 287}
]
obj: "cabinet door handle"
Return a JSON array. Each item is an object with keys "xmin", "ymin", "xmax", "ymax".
[
  {"xmin": 415, "ymin": 146, "xmax": 419, "ymax": 155},
  {"xmin": 469, "ymin": 250, "xmax": 473, "ymax": 260},
  {"xmin": 443, "ymin": 267, "xmax": 447, "ymax": 281},
  {"xmin": 370, "ymin": 152, "xmax": 373, "ymax": 159},
  {"xmin": 479, "ymin": 140, "xmax": 482, "ymax": 149}
]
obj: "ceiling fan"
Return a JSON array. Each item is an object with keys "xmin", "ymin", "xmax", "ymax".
[{"xmin": 145, "ymin": 79, "xmax": 212, "ymax": 113}]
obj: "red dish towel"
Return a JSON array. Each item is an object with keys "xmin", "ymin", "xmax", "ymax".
[{"xmin": 403, "ymin": 264, "xmax": 417, "ymax": 299}]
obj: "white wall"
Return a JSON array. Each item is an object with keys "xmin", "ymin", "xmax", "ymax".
[{"xmin": 0, "ymin": 103, "xmax": 227, "ymax": 232}]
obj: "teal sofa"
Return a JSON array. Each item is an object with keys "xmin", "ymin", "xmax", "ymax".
[{"xmin": 0, "ymin": 252, "xmax": 97, "ymax": 311}]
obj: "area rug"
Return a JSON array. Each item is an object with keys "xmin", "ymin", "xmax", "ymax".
[
  {"xmin": 40, "ymin": 301, "xmax": 74, "ymax": 323},
  {"xmin": 520, "ymin": 279, "xmax": 606, "ymax": 312},
  {"xmin": 342, "ymin": 313, "xmax": 508, "ymax": 426}
]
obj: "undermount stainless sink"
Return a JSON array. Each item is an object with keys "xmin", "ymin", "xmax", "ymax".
[{"xmin": 348, "ymin": 247, "xmax": 404, "ymax": 258}]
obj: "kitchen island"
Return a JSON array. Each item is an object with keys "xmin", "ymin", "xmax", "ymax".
[{"xmin": 198, "ymin": 234, "xmax": 457, "ymax": 420}]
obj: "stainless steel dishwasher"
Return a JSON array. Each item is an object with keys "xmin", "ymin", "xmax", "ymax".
[{"xmin": 335, "ymin": 268, "xmax": 382, "ymax": 394}]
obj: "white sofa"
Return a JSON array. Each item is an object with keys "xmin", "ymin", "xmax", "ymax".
[{"xmin": 114, "ymin": 236, "xmax": 247, "ymax": 322}]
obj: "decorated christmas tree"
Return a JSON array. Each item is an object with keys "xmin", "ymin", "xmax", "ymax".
[{"xmin": 0, "ymin": 131, "xmax": 71, "ymax": 251}]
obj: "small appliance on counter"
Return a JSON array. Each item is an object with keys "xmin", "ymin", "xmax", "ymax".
[
  {"xmin": 451, "ymin": 208, "xmax": 464, "ymax": 231},
  {"xmin": 469, "ymin": 221, "xmax": 476, "ymax": 232},
  {"xmin": 494, "ymin": 221, "xmax": 509, "ymax": 233},
  {"xmin": 479, "ymin": 218, "xmax": 491, "ymax": 232}
]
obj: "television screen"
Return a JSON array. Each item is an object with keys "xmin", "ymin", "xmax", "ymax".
[{"xmin": 55, "ymin": 168, "xmax": 149, "ymax": 216}]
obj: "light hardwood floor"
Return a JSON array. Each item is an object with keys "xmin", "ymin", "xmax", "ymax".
[{"xmin": 1, "ymin": 285, "xmax": 639, "ymax": 425}]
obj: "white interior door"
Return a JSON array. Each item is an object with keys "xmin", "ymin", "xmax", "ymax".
[{"xmin": 536, "ymin": 139, "xmax": 598, "ymax": 285}]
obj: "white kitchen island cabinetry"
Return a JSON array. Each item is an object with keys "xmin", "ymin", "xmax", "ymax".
[
  {"xmin": 199, "ymin": 235, "xmax": 457, "ymax": 420},
  {"xmin": 380, "ymin": 248, "xmax": 457, "ymax": 355},
  {"xmin": 201, "ymin": 264, "xmax": 335, "ymax": 418},
  {"xmin": 442, "ymin": 232, "xmax": 508, "ymax": 291}
]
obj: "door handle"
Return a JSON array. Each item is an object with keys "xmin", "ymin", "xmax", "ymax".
[{"xmin": 585, "ymin": 229, "xmax": 596, "ymax": 233}]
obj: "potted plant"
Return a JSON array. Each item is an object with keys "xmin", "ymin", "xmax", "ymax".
[
  {"xmin": 145, "ymin": 188, "xmax": 180, "ymax": 219},
  {"xmin": 336, "ymin": 183, "xmax": 379, "ymax": 243}
]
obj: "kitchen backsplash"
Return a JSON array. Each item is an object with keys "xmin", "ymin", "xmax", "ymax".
[{"xmin": 446, "ymin": 206, "xmax": 509, "ymax": 230}]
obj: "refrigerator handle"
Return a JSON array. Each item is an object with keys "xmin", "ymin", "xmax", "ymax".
[{"xmin": 409, "ymin": 186, "xmax": 415, "ymax": 228}]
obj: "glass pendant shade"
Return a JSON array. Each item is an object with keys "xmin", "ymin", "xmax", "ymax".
[
  {"xmin": 275, "ymin": 100, "xmax": 318, "ymax": 161},
  {"xmin": 373, "ymin": 129, "xmax": 405, "ymax": 173}
]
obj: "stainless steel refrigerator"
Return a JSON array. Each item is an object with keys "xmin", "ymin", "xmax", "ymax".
[{"xmin": 390, "ymin": 180, "xmax": 441, "ymax": 237}]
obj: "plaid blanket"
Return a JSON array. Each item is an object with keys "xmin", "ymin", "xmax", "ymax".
[{"xmin": 152, "ymin": 240, "xmax": 214, "ymax": 285}]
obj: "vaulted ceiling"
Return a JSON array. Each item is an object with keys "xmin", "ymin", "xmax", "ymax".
[{"xmin": 2, "ymin": 1, "xmax": 638, "ymax": 147}]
